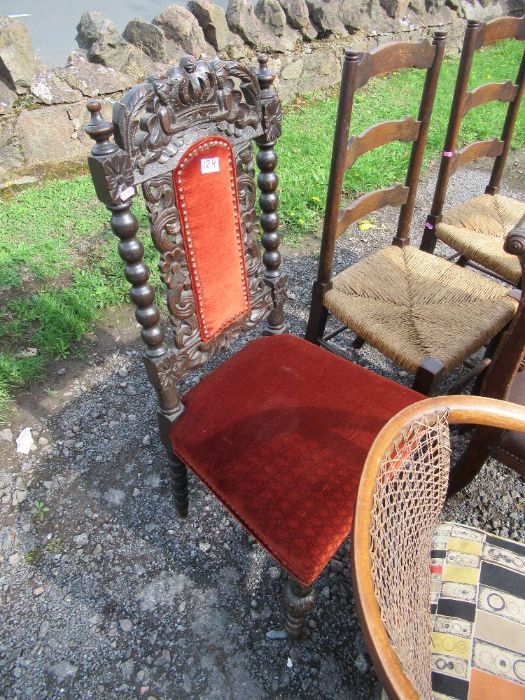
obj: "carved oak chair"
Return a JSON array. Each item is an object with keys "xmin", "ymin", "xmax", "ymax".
[
  {"xmin": 421, "ymin": 16, "xmax": 525, "ymax": 286},
  {"xmin": 85, "ymin": 55, "xmax": 425, "ymax": 639},
  {"xmin": 352, "ymin": 394, "xmax": 525, "ymax": 700},
  {"xmin": 305, "ymin": 32, "xmax": 520, "ymax": 396},
  {"xmin": 448, "ymin": 213, "xmax": 525, "ymax": 496}
]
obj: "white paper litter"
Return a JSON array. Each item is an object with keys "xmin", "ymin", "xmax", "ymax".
[{"xmin": 16, "ymin": 427, "xmax": 34, "ymax": 454}]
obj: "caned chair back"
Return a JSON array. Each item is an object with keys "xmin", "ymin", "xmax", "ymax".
[
  {"xmin": 85, "ymin": 55, "xmax": 284, "ymax": 420},
  {"xmin": 351, "ymin": 395, "xmax": 525, "ymax": 699},
  {"xmin": 317, "ymin": 32, "xmax": 446, "ymax": 285},
  {"xmin": 427, "ymin": 16, "xmax": 525, "ymax": 229}
]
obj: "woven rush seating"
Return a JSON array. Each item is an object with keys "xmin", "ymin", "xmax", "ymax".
[
  {"xmin": 422, "ymin": 17, "xmax": 525, "ymax": 285},
  {"xmin": 324, "ymin": 245, "xmax": 517, "ymax": 375},
  {"xmin": 436, "ymin": 195, "xmax": 525, "ymax": 286},
  {"xmin": 351, "ymin": 395, "xmax": 525, "ymax": 700}
]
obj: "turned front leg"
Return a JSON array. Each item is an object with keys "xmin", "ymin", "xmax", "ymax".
[
  {"xmin": 168, "ymin": 451, "xmax": 188, "ymax": 518},
  {"xmin": 284, "ymin": 579, "xmax": 316, "ymax": 640}
]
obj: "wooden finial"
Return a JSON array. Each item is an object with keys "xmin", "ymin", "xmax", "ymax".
[
  {"xmin": 85, "ymin": 100, "xmax": 115, "ymax": 155},
  {"xmin": 257, "ymin": 53, "xmax": 268, "ymax": 69},
  {"xmin": 344, "ymin": 49, "xmax": 361, "ymax": 62},
  {"xmin": 257, "ymin": 54, "xmax": 274, "ymax": 91}
]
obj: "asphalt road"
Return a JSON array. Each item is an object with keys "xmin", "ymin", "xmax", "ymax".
[{"xmin": 3, "ymin": 0, "xmax": 229, "ymax": 67}]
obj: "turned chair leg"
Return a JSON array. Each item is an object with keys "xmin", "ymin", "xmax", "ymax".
[
  {"xmin": 283, "ymin": 579, "xmax": 316, "ymax": 640},
  {"xmin": 305, "ymin": 281, "xmax": 329, "ymax": 344},
  {"xmin": 168, "ymin": 450, "xmax": 188, "ymax": 518}
]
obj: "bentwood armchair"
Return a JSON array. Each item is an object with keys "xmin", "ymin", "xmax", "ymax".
[
  {"xmin": 85, "ymin": 55, "xmax": 425, "ymax": 638},
  {"xmin": 306, "ymin": 32, "xmax": 519, "ymax": 396},
  {"xmin": 352, "ymin": 394, "xmax": 525, "ymax": 699},
  {"xmin": 422, "ymin": 16, "xmax": 525, "ymax": 286}
]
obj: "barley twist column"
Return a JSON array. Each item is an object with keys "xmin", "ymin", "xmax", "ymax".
[{"xmin": 256, "ymin": 55, "xmax": 286, "ymax": 335}]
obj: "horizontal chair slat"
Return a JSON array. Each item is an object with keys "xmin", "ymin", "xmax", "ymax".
[
  {"xmin": 476, "ymin": 15, "xmax": 525, "ymax": 48},
  {"xmin": 337, "ymin": 185, "xmax": 409, "ymax": 237},
  {"xmin": 462, "ymin": 81, "xmax": 518, "ymax": 115},
  {"xmin": 449, "ymin": 139, "xmax": 504, "ymax": 175},
  {"xmin": 345, "ymin": 117, "xmax": 421, "ymax": 171}
]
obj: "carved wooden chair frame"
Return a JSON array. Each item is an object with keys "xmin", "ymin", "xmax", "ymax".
[
  {"xmin": 86, "ymin": 55, "xmax": 284, "ymax": 513},
  {"xmin": 85, "ymin": 54, "xmax": 435, "ymax": 640},
  {"xmin": 421, "ymin": 16, "xmax": 525, "ymax": 280}
]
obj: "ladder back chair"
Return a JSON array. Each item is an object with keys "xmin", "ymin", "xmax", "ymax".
[
  {"xmin": 422, "ymin": 16, "xmax": 525, "ymax": 285},
  {"xmin": 306, "ymin": 31, "xmax": 519, "ymax": 396},
  {"xmin": 85, "ymin": 55, "xmax": 425, "ymax": 638},
  {"xmin": 449, "ymin": 213, "xmax": 525, "ymax": 495},
  {"xmin": 352, "ymin": 394, "xmax": 525, "ymax": 700}
]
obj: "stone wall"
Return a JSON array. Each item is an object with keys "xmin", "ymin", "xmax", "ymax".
[{"xmin": 0, "ymin": 0, "xmax": 522, "ymax": 186}]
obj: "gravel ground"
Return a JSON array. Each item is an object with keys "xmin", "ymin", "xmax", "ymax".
[{"xmin": 0, "ymin": 160, "xmax": 524, "ymax": 699}]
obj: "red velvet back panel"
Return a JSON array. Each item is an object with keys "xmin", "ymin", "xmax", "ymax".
[{"xmin": 173, "ymin": 136, "xmax": 250, "ymax": 343}]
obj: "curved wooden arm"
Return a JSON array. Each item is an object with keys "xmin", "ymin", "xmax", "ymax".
[
  {"xmin": 505, "ymin": 212, "xmax": 525, "ymax": 261},
  {"xmin": 352, "ymin": 394, "xmax": 525, "ymax": 700}
]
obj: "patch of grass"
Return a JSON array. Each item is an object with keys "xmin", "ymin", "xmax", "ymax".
[
  {"xmin": 0, "ymin": 39, "xmax": 522, "ymax": 416},
  {"xmin": 0, "ymin": 178, "xmax": 108, "ymax": 287},
  {"xmin": 0, "ymin": 178, "xmax": 160, "ymax": 417},
  {"xmin": 24, "ymin": 546, "xmax": 43, "ymax": 565},
  {"xmin": 279, "ymin": 39, "xmax": 525, "ymax": 241},
  {"xmin": 45, "ymin": 536, "xmax": 64, "ymax": 555}
]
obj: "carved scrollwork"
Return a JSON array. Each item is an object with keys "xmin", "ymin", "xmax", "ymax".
[
  {"xmin": 99, "ymin": 151, "xmax": 135, "ymax": 204},
  {"xmin": 261, "ymin": 95, "xmax": 283, "ymax": 143},
  {"xmin": 113, "ymin": 57, "xmax": 263, "ymax": 183},
  {"xmin": 141, "ymin": 139, "xmax": 272, "ymax": 388},
  {"xmin": 142, "ymin": 173, "xmax": 199, "ymax": 353}
]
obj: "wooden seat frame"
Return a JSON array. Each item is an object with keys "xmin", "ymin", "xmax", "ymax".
[
  {"xmin": 352, "ymin": 394, "xmax": 525, "ymax": 700},
  {"xmin": 421, "ymin": 16, "xmax": 525, "ymax": 281}
]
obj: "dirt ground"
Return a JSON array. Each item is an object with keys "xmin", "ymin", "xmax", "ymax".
[{"xmin": 0, "ymin": 156, "xmax": 524, "ymax": 699}]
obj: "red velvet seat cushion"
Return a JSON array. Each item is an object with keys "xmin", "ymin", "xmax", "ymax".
[{"xmin": 170, "ymin": 334, "xmax": 422, "ymax": 586}]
